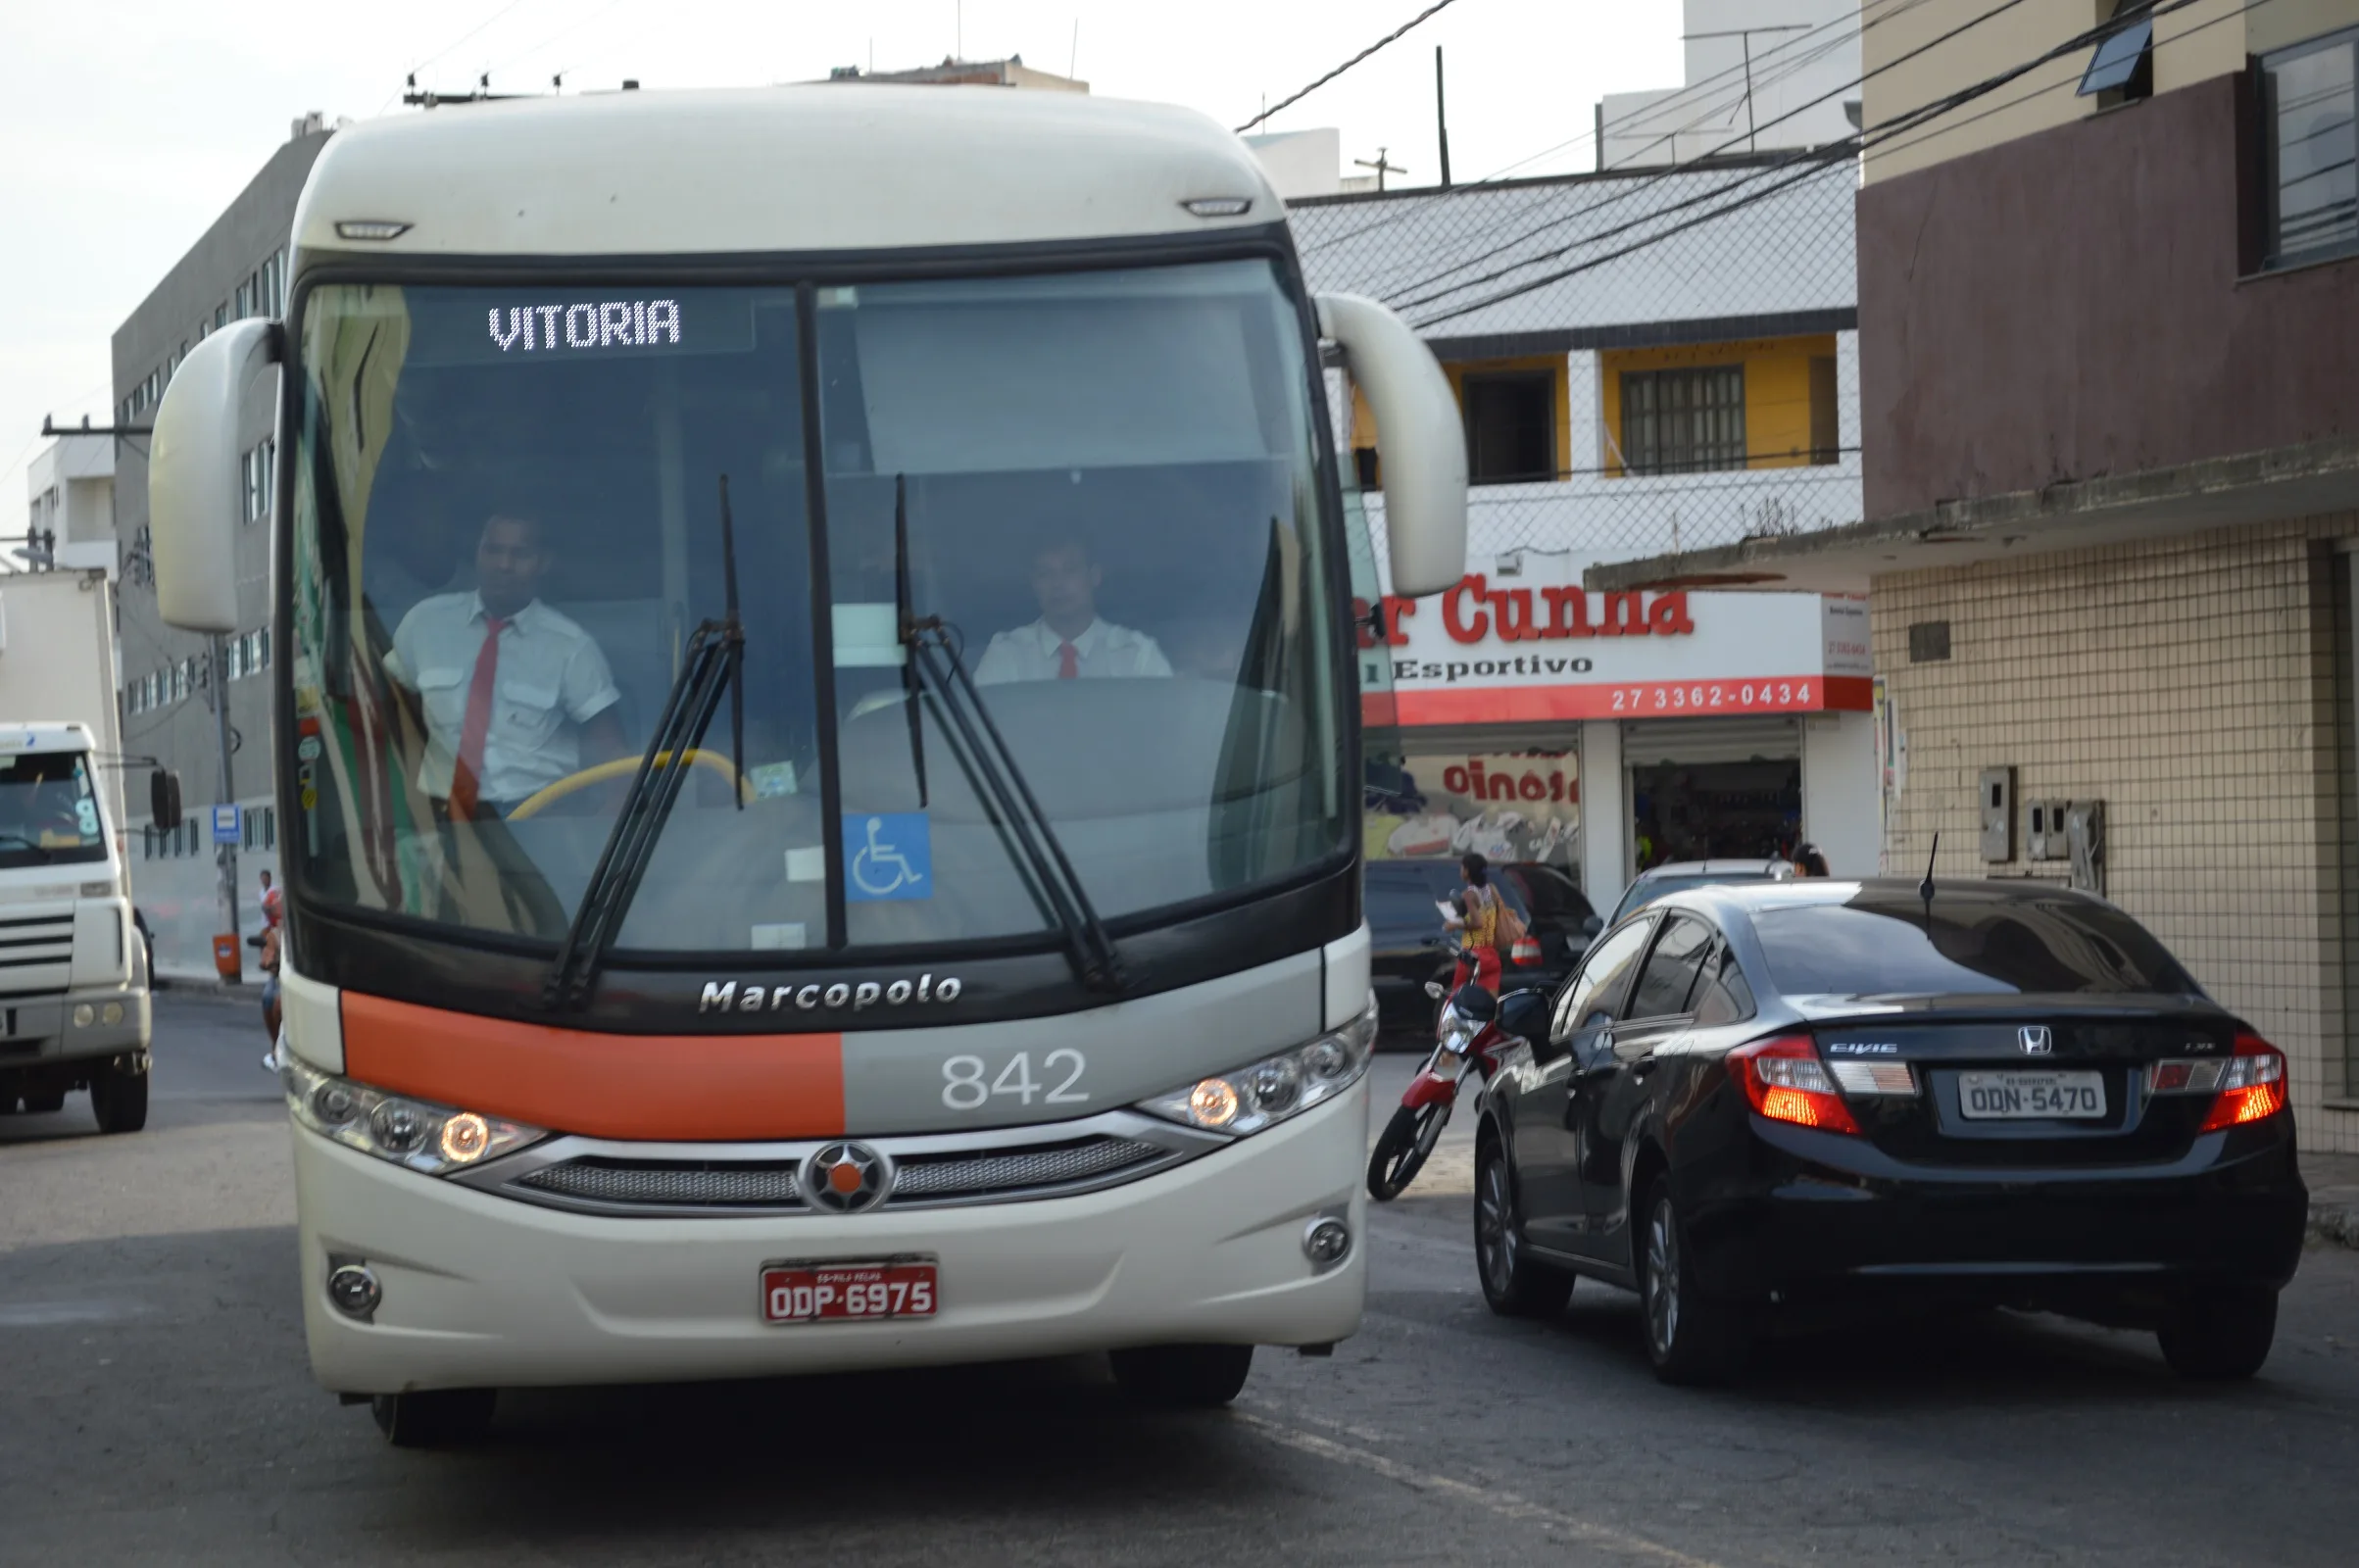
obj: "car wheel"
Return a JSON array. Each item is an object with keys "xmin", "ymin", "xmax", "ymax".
[
  {"xmin": 1637, "ymin": 1181, "xmax": 1749, "ymax": 1386},
  {"xmin": 1109, "ymin": 1345, "xmax": 1253, "ymax": 1409},
  {"xmin": 1474, "ymin": 1141, "xmax": 1574, "ymax": 1318},
  {"xmin": 2158, "ymin": 1289, "xmax": 2278, "ymax": 1380},
  {"xmin": 1366, "ymin": 1102, "xmax": 1445, "ymax": 1202},
  {"xmin": 22, "ymin": 1090, "xmax": 66, "ymax": 1114},
  {"xmin": 89, "ymin": 1061, "xmax": 149, "ymax": 1135},
  {"xmin": 370, "ymin": 1389, "xmax": 498, "ymax": 1447}
]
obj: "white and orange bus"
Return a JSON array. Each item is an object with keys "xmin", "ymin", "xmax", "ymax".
[{"xmin": 148, "ymin": 84, "xmax": 1464, "ymax": 1445}]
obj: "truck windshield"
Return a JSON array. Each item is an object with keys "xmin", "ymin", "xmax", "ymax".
[
  {"xmin": 286, "ymin": 260, "xmax": 1347, "ymax": 955},
  {"xmin": 0, "ymin": 751, "xmax": 106, "ymax": 868}
]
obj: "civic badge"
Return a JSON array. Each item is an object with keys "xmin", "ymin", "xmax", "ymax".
[
  {"xmin": 802, "ymin": 1142, "xmax": 892, "ymax": 1215},
  {"xmin": 2018, "ymin": 1025, "xmax": 2054, "ymax": 1056}
]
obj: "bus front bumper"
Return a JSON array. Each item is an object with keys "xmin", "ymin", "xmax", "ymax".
[{"xmin": 293, "ymin": 1077, "xmax": 1369, "ymax": 1395}]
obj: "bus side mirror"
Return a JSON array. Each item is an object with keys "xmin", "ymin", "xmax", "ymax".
[
  {"xmin": 151, "ymin": 769, "xmax": 183, "ymax": 835},
  {"xmin": 1315, "ymin": 291, "xmax": 1467, "ymax": 598},
  {"xmin": 150, "ymin": 318, "xmax": 281, "ymax": 633}
]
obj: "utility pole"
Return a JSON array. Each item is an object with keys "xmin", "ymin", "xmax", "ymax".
[
  {"xmin": 1683, "ymin": 24, "xmax": 1807, "ymax": 155},
  {"xmin": 1354, "ymin": 147, "xmax": 1406, "ymax": 193},
  {"xmin": 1435, "ymin": 46, "xmax": 1451, "ymax": 188}
]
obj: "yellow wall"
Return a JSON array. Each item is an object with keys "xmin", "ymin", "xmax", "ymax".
[
  {"xmin": 1862, "ymin": 0, "xmax": 2359, "ymax": 185},
  {"xmin": 1598, "ymin": 334, "xmax": 1838, "ymax": 476}
]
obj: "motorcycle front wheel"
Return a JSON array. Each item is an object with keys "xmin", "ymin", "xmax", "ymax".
[{"xmin": 1366, "ymin": 1102, "xmax": 1448, "ymax": 1202}]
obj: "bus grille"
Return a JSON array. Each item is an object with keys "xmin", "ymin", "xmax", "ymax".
[{"xmin": 503, "ymin": 1134, "xmax": 1177, "ymax": 1215}]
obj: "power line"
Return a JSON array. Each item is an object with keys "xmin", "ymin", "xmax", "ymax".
[
  {"xmin": 409, "ymin": 0, "xmax": 536, "ymax": 77},
  {"xmin": 1383, "ymin": 0, "xmax": 2040, "ymax": 316},
  {"xmin": 1407, "ymin": 0, "xmax": 2248, "ymax": 329},
  {"xmin": 1235, "ymin": 0, "xmax": 1464, "ymax": 135}
]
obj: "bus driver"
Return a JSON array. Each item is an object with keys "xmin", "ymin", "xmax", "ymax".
[
  {"xmin": 974, "ymin": 534, "xmax": 1172, "ymax": 685},
  {"xmin": 385, "ymin": 513, "xmax": 630, "ymax": 820}
]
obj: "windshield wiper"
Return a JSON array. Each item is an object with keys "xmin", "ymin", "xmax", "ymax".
[
  {"xmin": 0, "ymin": 833, "xmax": 51, "ymax": 861},
  {"xmin": 893, "ymin": 480, "xmax": 1126, "ymax": 996},
  {"xmin": 543, "ymin": 475, "xmax": 746, "ymax": 1010}
]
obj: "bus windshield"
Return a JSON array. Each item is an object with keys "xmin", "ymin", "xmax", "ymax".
[
  {"xmin": 286, "ymin": 260, "xmax": 1348, "ymax": 956},
  {"xmin": 0, "ymin": 750, "xmax": 106, "ymax": 869}
]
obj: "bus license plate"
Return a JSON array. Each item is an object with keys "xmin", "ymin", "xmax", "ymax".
[
  {"xmin": 761, "ymin": 1260, "xmax": 937, "ymax": 1324},
  {"xmin": 1958, "ymin": 1070, "xmax": 2105, "ymax": 1120}
]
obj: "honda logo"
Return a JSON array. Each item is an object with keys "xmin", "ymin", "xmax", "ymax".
[{"xmin": 2018, "ymin": 1025, "xmax": 2054, "ymax": 1056}]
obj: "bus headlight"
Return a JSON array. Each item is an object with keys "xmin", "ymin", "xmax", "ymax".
[
  {"xmin": 1137, "ymin": 999, "xmax": 1377, "ymax": 1137},
  {"xmin": 280, "ymin": 1054, "xmax": 545, "ymax": 1176}
]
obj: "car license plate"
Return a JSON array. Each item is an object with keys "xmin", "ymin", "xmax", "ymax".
[
  {"xmin": 1958, "ymin": 1070, "xmax": 2105, "ymax": 1120},
  {"xmin": 761, "ymin": 1258, "xmax": 937, "ymax": 1325}
]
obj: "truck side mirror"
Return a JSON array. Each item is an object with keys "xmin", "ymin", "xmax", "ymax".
[
  {"xmin": 150, "ymin": 318, "xmax": 281, "ymax": 633},
  {"xmin": 151, "ymin": 769, "xmax": 183, "ymax": 835},
  {"xmin": 1315, "ymin": 292, "xmax": 1467, "ymax": 598}
]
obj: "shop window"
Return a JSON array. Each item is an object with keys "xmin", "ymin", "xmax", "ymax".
[
  {"xmin": 1461, "ymin": 371, "xmax": 1556, "ymax": 485},
  {"xmin": 2262, "ymin": 25, "xmax": 2359, "ymax": 270},
  {"xmin": 1620, "ymin": 366, "xmax": 1746, "ymax": 476},
  {"xmin": 1808, "ymin": 355, "xmax": 1840, "ymax": 465}
]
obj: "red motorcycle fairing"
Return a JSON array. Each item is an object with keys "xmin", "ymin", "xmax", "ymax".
[{"xmin": 1401, "ymin": 1065, "xmax": 1460, "ymax": 1110}]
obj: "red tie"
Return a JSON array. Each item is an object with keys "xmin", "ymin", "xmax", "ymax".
[
  {"xmin": 1057, "ymin": 641, "xmax": 1079, "ymax": 679},
  {"xmin": 449, "ymin": 615, "xmax": 509, "ymax": 819}
]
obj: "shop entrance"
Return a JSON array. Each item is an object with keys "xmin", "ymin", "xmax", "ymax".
[{"xmin": 1623, "ymin": 718, "xmax": 1801, "ymax": 871}]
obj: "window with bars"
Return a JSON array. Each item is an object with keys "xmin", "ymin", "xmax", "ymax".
[
  {"xmin": 2263, "ymin": 26, "xmax": 2359, "ymax": 270},
  {"xmin": 1618, "ymin": 366, "xmax": 1747, "ymax": 476}
]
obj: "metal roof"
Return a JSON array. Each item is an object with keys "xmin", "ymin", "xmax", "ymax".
[
  {"xmin": 1288, "ymin": 157, "xmax": 1857, "ymax": 343},
  {"xmin": 291, "ymin": 88, "xmax": 1278, "ymax": 261}
]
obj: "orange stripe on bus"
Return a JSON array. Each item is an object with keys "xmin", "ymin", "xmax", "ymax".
[{"xmin": 340, "ymin": 992, "xmax": 844, "ymax": 1141}]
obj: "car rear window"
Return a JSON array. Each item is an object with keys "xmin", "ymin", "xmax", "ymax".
[{"xmin": 1752, "ymin": 896, "xmax": 2198, "ymax": 998}]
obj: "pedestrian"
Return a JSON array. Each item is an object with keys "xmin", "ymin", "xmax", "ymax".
[
  {"xmin": 259, "ymin": 879, "xmax": 284, "ymax": 1071},
  {"xmin": 1443, "ymin": 851, "xmax": 1504, "ymax": 998},
  {"xmin": 1794, "ymin": 841, "xmax": 1831, "ymax": 878}
]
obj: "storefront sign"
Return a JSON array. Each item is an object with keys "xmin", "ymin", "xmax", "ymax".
[
  {"xmin": 1365, "ymin": 751, "xmax": 1579, "ymax": 865},
  {"xmin": 1357, "ymin": 558, "xmax": 1870, "ymax": 727}
]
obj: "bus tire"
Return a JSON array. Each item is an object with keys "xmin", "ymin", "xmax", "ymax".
[
  {"xmin": 371, "ymin": 1389, "xmax": 498, "ymax": 1447},
  {"xmin": 1109, "ymin": 1344, "xmax": 1253, "ymax": 1409}
]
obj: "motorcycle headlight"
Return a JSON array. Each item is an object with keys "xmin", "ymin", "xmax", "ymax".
[
  {"xmin": 1136, "ymin": 999, "xmax": 1377, "ymax": 1137},
  {"xmin": 280, "ymin": 1054, "xmax": 546, "ymax": 1176},
  {"xmin": 1439, "ymin": 1004, "xmax": 1480, "ymax": 1055}
]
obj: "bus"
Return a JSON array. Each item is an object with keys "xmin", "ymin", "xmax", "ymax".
[{"xmin": 147, "ymin": 84, "xmax": 1465, "ymax": 1446}]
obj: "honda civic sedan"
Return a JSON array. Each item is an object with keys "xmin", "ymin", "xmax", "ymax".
[{"xmin": 1472, "ymin": 879, "xmax": 2307, "ymax": 1385}]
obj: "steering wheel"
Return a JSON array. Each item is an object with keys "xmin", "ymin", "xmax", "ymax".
[{"xmin": 506, "ymin": 749, "xmax": 749, "ymax": 821}]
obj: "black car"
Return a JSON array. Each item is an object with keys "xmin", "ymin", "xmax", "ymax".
[
  {"xmin": 1366, "ymin": 860, "xmax": 1599, "ymax": 1033},
  {"xmin": 1472, "ymin": 879, "xmax": 2306, "ymax": 1384}
]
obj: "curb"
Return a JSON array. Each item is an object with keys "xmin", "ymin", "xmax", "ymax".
[{"xmin": 2309, "ymin": 1200, "xmax": 2359, "ymax": 1250}]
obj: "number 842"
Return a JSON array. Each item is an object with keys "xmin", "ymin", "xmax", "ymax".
[{"xmin": 941, "ymin": 1050, "xmax": 1088, "ymax": 1110}]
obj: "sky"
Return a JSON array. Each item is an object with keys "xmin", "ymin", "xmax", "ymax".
[{"xmin": 0, "ymin": 0, "xmax": 1685, "ymax": 511}]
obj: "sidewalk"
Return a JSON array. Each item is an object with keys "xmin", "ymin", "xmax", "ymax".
[{"xmin": 2306, "ymin": 1151, "xmax": 2359, "ymax": 1250}]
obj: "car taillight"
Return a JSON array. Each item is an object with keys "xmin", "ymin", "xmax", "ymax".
[
  {"xmin": 1728, "ymin": 1034, "xmax": 1860, "ymax": 1135},
  {"xmin": 1510, "ymin": 936, "xmax": 1543, "ymax": 965},
  {"xmin": 2147, "ymin": 1033, "xmax": 2287, "ymax": 1130}
]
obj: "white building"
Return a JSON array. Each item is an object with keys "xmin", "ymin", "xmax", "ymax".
[
  {"xmin": 1598, "ymin": 0, "xmax": 1862, "ymax": 170},
  {"xmin": 24, "ymin": 432, "xmax": 119, "ymax": 578}
]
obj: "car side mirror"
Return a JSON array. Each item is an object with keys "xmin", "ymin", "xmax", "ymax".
[
  {"xmin": 150, "ymin": 769, "xmax": 183, "ymax": 835},
  {"xmin": 1423, "ymin": 980, "xmax": 1447, "ymax": 1000},
  {"xmin": 1582, "ymin": 914, "xmax": 1603, "ymax": 936}
]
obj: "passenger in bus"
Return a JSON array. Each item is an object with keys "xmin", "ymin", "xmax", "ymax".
[
  {"xmin": 973, "ymin": 534, "xmax": 1173, "ymax": 685},
  {"xmin": 384, "ymin": 513, "xmax": 630, "ymax": 820}
]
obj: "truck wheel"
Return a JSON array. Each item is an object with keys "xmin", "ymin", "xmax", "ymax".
[
  {"xmin": 371, "ymin": 1389, "xmax": 498, "ymax": 1447},
  {"xmin": 1109, "ymin": 1345, "xmax": 1253, "ymax": 1409},
  {"xmin": 90, "ymin": 1062, "xmax": 149, "ymax": 1135}
]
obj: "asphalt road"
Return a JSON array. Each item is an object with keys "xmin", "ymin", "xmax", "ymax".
[{"xmin": 6, "ymin": 997, "xmax": 2359, "ymax": 1566}]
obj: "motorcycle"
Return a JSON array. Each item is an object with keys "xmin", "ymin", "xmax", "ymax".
[{"xmin": 1366, "ymin": 955, "xmax": 1521, "ymax": 1202}]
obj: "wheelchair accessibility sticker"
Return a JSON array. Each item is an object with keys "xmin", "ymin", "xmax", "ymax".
[{"xmin": 845, "ymin": 812, "xmax": 932, "ymax": 902}]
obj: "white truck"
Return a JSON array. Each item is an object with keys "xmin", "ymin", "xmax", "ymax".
[{"xmin": 0, "ymin": 721, "xmax": 152, "ymax": 1130}]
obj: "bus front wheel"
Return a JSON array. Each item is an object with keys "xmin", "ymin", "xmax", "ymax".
[{"xmin": 1109, "ymin": 1344, "xmax": 1253, "ymax": 1409}]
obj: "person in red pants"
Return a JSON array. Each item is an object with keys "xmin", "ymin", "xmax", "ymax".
[{"xmin": 1445, "ymin": 852, "xmax": 1503, "ymax": 998}]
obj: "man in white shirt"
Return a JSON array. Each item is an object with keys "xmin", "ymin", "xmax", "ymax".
[
  {"xmin": 973, "ymin": 536, "xmax": 1172, "ymax": 685},
  {"xmin": 385, "ymin": 514, "xmax": 629, "ymax": 820}
]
